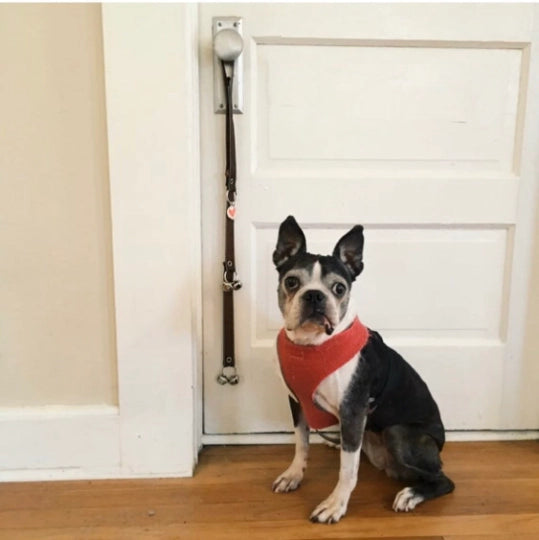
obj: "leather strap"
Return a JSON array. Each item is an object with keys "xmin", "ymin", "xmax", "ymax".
[{"xmin": 218, "ymin": 60, "xmax": 241, "ymax": 386}]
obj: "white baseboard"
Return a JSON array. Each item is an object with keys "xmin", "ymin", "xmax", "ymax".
[
  {"xmin": 0, "ymin": 468, "xmax": 195, "ymax": 482},
  {"xmin": 0, "ymin": 405, "xmax": 195, "ymax": 482},
  {"xmin": 202, "ymin": 430, "xmax": 539, "ymax": 446},
  {"xmin": 0, "ymin": 405, "xmax": 120, "ymax": 481}
]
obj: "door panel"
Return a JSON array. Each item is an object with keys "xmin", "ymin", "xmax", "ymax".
[
  {"xmin": 256, "ymin": 44, "xmax": 521, "ymax": 175},
  {"xmin": 200, "ymin": 4, "xmax": 538, "ymax": 434}
]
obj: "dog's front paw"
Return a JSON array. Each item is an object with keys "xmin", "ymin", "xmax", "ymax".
[
  {"xmin": 309, "ymin": 491, "xmax": 349, "ymax": 524},
  {"xmin": 272, "ymin": 466, "xmax": 303, "ymax": 493}
]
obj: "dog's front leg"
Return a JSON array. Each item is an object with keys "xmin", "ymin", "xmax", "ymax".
[
  {"xmin": 273, "ymin": 396, "xmax": 309, "ymax": 493},
  {"xmin": 310, "ymin": 400, "xmax": 368, "ymax": 524}
]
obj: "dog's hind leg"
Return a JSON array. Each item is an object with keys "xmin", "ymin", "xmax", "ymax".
[
  {"xmin": 383, "ymin": 424, "xmax": 455, "ymax": 512},
  {"xmin": 272, "ymin": 396, "xmax": 310, "ymax": 493},
  {"xmin": 362, "ymin": 430, "xmax": 390, "ymax": 470}
]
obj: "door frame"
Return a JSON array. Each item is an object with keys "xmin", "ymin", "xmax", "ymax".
[{"xmin": 100, "ymin": 3, "xmax": 203, "ymax": 480}]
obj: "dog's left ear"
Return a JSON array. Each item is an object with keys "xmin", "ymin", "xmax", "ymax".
[{"xmin": 333, "ymin": 225, "xmax": 364, "ymax": 279}]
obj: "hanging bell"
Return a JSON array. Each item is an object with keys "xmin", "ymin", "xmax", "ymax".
[
  {"xmin": 217, "ymin": 365, "xmax": 239, "ymax": 385},
  {"xmin": 231, "ymin": 279, "xmax": 242, "ymax": 291},
  {"xmin": 217, "ymin": 373, "xmax": 229, "ymax": 385}
]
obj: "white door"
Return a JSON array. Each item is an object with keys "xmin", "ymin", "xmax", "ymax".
[{"xmin": 201, "ymin": 4, "xmax": 539, "ymax": 437}]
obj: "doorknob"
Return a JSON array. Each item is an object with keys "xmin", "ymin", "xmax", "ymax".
[
  {"xmin": 213, "ymin": 17, "xmax": 243, "ymax": 114},
  {"xmin": 214, "ymin": 27, "xmax": 243, "ymax": 64}
]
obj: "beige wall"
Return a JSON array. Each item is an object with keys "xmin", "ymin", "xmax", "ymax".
[{"xmin": 0, "ymin": 5, "xmax": 117, "ymax": 406}]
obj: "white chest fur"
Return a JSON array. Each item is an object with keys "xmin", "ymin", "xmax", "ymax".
[{"xmin": 313, "ymin": 354, "xmax": 360, "ymax": 420}]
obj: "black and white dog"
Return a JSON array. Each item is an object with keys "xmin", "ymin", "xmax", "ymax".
[{"xmin": 272, "ymin": 216, "xmax": 454, "ymax": 524}]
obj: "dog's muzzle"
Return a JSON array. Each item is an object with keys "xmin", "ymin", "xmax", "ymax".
[{"xmin": 301, "ymin": 290, "xmax": 334, "ymax": 335}]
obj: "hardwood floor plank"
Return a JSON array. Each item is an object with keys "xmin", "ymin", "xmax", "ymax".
[
  {"xmin": 0, "ymin": 531, "xmax": 448, "ymax": 540},
  {"xmin": 4, "ymin": 514, "xmax": 537, "ymax": 540}
]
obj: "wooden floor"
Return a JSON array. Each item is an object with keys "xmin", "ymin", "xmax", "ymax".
[{"xmin": 1, "ymin": 442, "xmax": 538, "ymax": 539}]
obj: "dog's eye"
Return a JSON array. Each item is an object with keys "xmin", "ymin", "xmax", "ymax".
[
  {"xmin": 332, "ymin": 282, "xmax": 346, "ymax": 297},
  {"xmin": 284, "ymin": 276, "xmax": 300, "ymax": 290}
]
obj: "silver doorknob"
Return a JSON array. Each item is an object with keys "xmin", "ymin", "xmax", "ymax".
[{"xmin": 214, "ymin": 28, "xmax": 243, "ymax": 63}]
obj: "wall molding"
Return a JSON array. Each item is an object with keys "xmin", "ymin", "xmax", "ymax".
[{"xmin": 102, "ymin": 2, "xmax": 201, "ymax": 479}]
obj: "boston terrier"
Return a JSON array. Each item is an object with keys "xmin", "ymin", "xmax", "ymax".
[{"xmin": 272, "ymin": 216, "xmax": 454, "ymax": 524}]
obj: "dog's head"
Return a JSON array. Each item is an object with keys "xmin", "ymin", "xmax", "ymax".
[{"xmin": 273, "ymin": 216, "xmax": 364, "ymax": 345}]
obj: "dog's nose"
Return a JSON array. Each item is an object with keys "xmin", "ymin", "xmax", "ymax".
[{"xmin": 303, "ymin": 289, "xmax": 326, "ymax": 306}]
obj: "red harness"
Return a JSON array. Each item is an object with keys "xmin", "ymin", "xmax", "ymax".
[{"xmin": 277, "ymin": 317, "xmax": 370, "ymax": 429}]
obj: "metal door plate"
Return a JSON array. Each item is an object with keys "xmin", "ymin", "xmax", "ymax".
[{"xmin": 213, "ymin": 17, "xmax": 243, "ymax": 114}]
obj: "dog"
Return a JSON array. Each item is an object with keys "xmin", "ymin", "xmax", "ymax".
[{"xmin": 271, "ymin": 216, "xmax": 454, "ymax": 524}]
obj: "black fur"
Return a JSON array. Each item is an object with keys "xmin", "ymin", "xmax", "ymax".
[
  {"xmin": 339, "ymin": 370, "xmax": 370, "ymax": 453},
  {"xmin": 288, "ymin": 395, "xmax": 302, "ymax": 427},
  {"xmin": 358, "ymin": 331, "xmax": 446, "ymax": 450},
  {"xmin": 344, "ymin": 334, "xmax": 455, "ymax": 503}
]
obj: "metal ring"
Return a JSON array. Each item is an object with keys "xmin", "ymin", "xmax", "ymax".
[{"xmin": 223, "ymin": 269, "xmax": 242, "ymax": 291}]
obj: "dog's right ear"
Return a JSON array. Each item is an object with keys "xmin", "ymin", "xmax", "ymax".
[{"xmin": 273, "ymin": 216, "xmax": 306, "ymax": 269}]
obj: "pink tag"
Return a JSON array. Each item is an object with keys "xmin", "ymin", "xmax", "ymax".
[{"xmin": 227, "ymin": 205, "xmax": 236, "ymax": 220}]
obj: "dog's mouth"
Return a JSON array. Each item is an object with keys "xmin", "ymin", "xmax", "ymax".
[
  {"xmin": 323, "ymin": 317, "xmax": 335, "ymax": 335},
  {"xmin": 300, "ymin": 312, "xmax": 335, "ymax": 335}
]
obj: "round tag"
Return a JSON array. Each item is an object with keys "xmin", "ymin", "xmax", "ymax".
[{"xmin": 227, "ymin": 205, "xmax": 236, "ymax": 220}]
